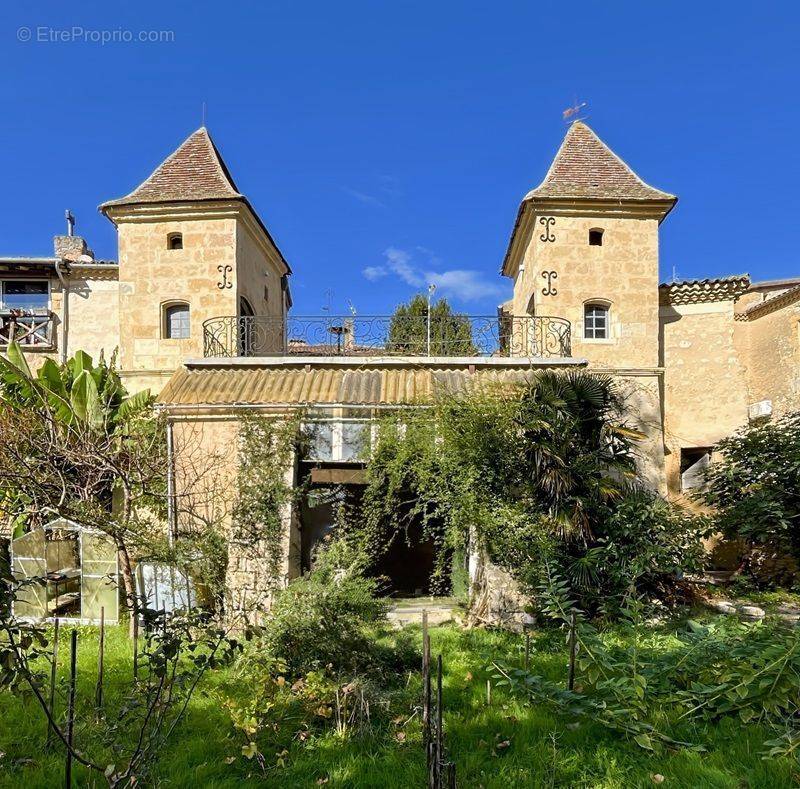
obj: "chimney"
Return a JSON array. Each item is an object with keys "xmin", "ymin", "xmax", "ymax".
[{"xmin": 53, "ymin": 235, "xmax": 94, "ymax": 263}]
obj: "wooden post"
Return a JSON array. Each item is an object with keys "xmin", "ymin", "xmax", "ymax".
[
  {"xmin": 436, "ymin": 655, "xmax": 443, "ymax": 789},
  {"xmin": 95, "ymin": 606, "xmax": 105, "ymax": 711},
  {"xmin": 524, "ymin": 632, "xmax": 530, "ymax": 671},
  {"xmin": 567, "ymin": 611, "xmax": 577, "ymax": 691},
  {"xmin": 486, "ymin": 679, "xmax": 491, "ymax": 706},
  {"xmin": 422, "ymin": 609, "xmax": 429, "ymax": 752},
  {"xmin": 132, "ymin": 606, "xmax": 139, "ymax": 682},
  {"xmin": 46, "ymin": 618, "xmax": 60, "ymax": 748},
  {"xmin": 65, "ymin": 629, "xmax": 78, "ymax": 788}
]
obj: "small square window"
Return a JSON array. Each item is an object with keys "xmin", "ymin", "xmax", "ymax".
[
  {"xmin": 167, "ymin": 233, "xmax": 183, "ymax": 250},
  {"xmin": 589, "ymin": 229, "xmax": 604, "ymax": 246}
]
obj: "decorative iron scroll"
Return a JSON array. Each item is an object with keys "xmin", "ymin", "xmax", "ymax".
[
  {"xmin": 217, "ymin": 264, "xmax": 232, "ymax": 290},
  {"xmin": 203, "ymin": 314, "xmax": 572, "ymax": 359},
  {"xmin": 541, "ymin": 270, "xmax": 558, "ymax": 296},
  {"xmin": 539, "ymin": 216, "xmax": 556, "ymax": 242}
]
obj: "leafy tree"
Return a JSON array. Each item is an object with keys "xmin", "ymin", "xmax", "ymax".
[
  {"xmin": 0, "ymin": 342, "xmax": 161, "ymax": 603},
  {"xmin": 387, "ymin": 294, "xmax": 476, "ymax": 355},
  {"xmin": 702, "ymin": 411, "xmax": 800, "ymax": 573}
]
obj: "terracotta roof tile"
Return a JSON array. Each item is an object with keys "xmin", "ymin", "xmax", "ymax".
[
  {"xmin": 100, "ymin": 127, "xmax": 242, "ymax": 208},
  {"xmin": 525, "ymin": 122, "xmax": 675, "ymax": 202},
  {"xmin": 658, "ymin": 275, "xmax": 750, "ymax": 305}
]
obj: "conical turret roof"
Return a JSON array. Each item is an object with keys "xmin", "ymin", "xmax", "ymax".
[
  {"xmin": 524, "ymin": 121, "xmax": 675, "ymax": 202},
  {"xmin": 100, "ymin": 127, "xmax": 243, "ymax": 208}
]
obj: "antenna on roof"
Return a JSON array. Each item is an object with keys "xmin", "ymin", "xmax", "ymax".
[
  {"xmin": 562, "ymin": 101, "xmax": 588, "ymax": 123},
  {"xmin": 65, "ymin": 210, "xmax": 75, "ymax": 237},
  {"xmin": 201, "ymin": 101, "xmax": 207, "ymax": 127}
]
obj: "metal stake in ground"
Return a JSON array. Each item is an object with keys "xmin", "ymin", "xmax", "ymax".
[
  {"xmin": 422, "ymin": 610, "xmax": 430, "ymax": 750},
  {"xmin": 65, "ymin": 629, "xmax": 78, "ymax": 788},
  {"xmin": 95, "ymin": 606, "xmax": 105, "ymax": 711},
  {"xmin": 436, "ymin": 654, "xmax": 443, "ymax": 788},
  {"xmin": 567, "ymin": 611, "xmax": 577, "ymax": 691},
  {"xmin": 132, "ymin": 603, "xmax": 139, "ymax": 681},
  {"xmin": 46, "ymin": 618, "xmax": 60, "ymax": 748}
]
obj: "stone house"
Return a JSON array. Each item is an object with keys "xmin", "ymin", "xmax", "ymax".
[{"xmin": 2, "ymin": 122, "xmax": 799, "ymax": 609}]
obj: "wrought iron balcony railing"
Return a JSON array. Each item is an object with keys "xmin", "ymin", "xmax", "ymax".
[
  {"xmin": 0, "ymin": 310, "xmax": 55, "ymax": 349},
  {"xmin": 203, "ymin": 314, "xmax": 571, "ymax": 359}
]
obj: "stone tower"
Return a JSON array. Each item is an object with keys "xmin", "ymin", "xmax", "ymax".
[
  {"xmin": 101, "ymin": 127, "xmax": 291, "ymax": 393},
  {"xmin": 501, "ymin": 121, "xmax": 675, "ymax": 369}
]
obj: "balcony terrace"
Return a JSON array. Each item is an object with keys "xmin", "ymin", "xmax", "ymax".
[
  {"xmin": 202, "ymin": 315, "xmax": 572, "ymax": 359},
  {"xmin": 0, "ymin": 310, "xmax": 55, "ymax": 349}
]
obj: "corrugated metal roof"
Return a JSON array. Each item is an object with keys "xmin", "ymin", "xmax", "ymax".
[{"xmin": 158, "ymin": 365, "xmax": 544, "ymax": 408}]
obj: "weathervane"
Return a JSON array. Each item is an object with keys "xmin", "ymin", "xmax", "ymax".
[{"xmin": 562, "ymin": 101, "xmax": 588, "ymax": 123}]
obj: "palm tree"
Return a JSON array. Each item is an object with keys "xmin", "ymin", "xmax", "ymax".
[{"xmin": 515, "ymin": 370, "xmax": 641, "ymax": 541}]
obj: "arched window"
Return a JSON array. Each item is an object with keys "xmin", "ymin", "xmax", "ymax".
[
  {"xmin": 584, "ymin": 302, "xmax": 609, "ymax": 339},
  {"xmin": 167, "ymin": 233, "xmax": 183, "ymax": 250},
  {"xmin": 589, "ymin": 228, "xmax": 604, "ymax": 246},
  {"xmin": 163, "ymin": 302, "xmax": 190, "ymax": 339}
]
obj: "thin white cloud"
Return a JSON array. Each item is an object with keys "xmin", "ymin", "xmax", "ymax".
[
  {"xmin": 342, "ymin": 187, "xmax": 386, "ymax": 208},
  {"xmin": 364, "ymin": 246, "xmax": 509, "ymax": 304},
  {"xmin": 362, "ymin": 265, "xmax": 388, "ymax": 281}
]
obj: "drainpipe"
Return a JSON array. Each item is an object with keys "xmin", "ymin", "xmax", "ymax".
[
  {"xmin": 166, "ymin": 420, "xmax": 176, "ymax": 548},
  {"xmin": 54, "ymin": 260, "xmax": 69, "ymax": 364}
]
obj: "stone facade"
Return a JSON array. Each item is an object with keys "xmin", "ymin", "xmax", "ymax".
[{"xmin": 5, "ymin": 120, "xmax": 800, "ymax": 616}]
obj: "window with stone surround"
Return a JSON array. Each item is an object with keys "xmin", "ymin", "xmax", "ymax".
[
  {"xmin": 167, "ymin": 233, "xmax": 183, "ymax": 250},
  {"xmin": 583, "ymin": 302, "xmax": 609, "ymax": 339},
  {"xmin": 163, "ymin": 302, "xmax": 190, "ymax": 339}
]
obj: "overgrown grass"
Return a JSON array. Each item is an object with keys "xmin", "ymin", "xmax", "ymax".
[{"xmin": 1, "ymin": 617, "xmax": 798, "ymax": 787}]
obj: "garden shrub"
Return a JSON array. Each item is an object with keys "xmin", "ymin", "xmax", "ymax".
[
  {"xmin": 259, "ymin": 542, "xmax": 417, "ymax": 675},
  {"xmin": 558, "ymin": 489, "xmax": 707, "ymax": 614},
  {"xmin": 703, "ymin": 410, "xmax": 800, "ymax": 585}
]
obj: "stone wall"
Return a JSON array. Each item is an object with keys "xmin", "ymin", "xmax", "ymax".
[
  {"xmin": 170, "ymin": 413, "xmax": 300, "ymax": 624},
  {"xmin": 660, "ymin": 300, "xmax": 749, "ymax": 494},
  {"xmin": 738, "ymin": 301, "xmax": 800, "ymax": 418}
]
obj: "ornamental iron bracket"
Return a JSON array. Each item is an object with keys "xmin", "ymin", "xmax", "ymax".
[
  {"xmin": 541, "ymin": 270, "xmax": 558, "ymax": 296},
  {"xmin": 217, "ymin": 264, "xmax": 233, "ymax": 290},
  {"xmin": 539, "ymin": 216, "xmax": 556, "ymax": 243}
]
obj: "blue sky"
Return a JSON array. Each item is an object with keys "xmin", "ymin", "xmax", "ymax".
[{"xmin": 1, "ymin": 1, "xmax": 798, "ymax": 314}]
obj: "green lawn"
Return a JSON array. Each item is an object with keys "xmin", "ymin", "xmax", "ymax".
[{"xmin": 0, "ymin": 619, "xmax": 797, "ymax": 788}]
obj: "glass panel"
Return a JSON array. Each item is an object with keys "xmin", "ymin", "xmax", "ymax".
[
  {"xmin": 3, "ymin": 281, "xmax": 49, "ymax": 311},
  {"xmin": 136, "ymin": 563, "xmax": 194, "ymax": 612},
  {"xmin": 46, "ymin": 532, "xmax": 79, "ymax": 575},
  {"xmin": 12, "ymin": 557, "xmax": 47, "ymax": 619},
  {"xmin": 341, "ymin": 421, "xmax": 369, "ymax": 461},
  {"xmin": 166, "ymin": 305, "xmax": 190, "ymax": 339},
  {"xmin": 82, "ymin": 574, "xmax": 118, "ymax": 622},
  {"xmin": 584, "ymin": 306, "xmax": 608, "ymax": 339},
  {"xmin": 306, "ymin": 423, "xmax": 333, "ymax": 461},
  {"xmin": 81, "ymin": 531, "xmax": 116, "ymax": 564},
  {"xmin": 12, "ymin": 527, "xmax": 45, "ymax": 559}
]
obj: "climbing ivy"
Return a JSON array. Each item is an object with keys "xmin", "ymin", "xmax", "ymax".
[
  {"xmin": 356, "ymin": 370, "xmax": 704, "ymax": 612},
  {"xmin": 230, "ymin": 414, "xmax": 305, "ymax": 585}
]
